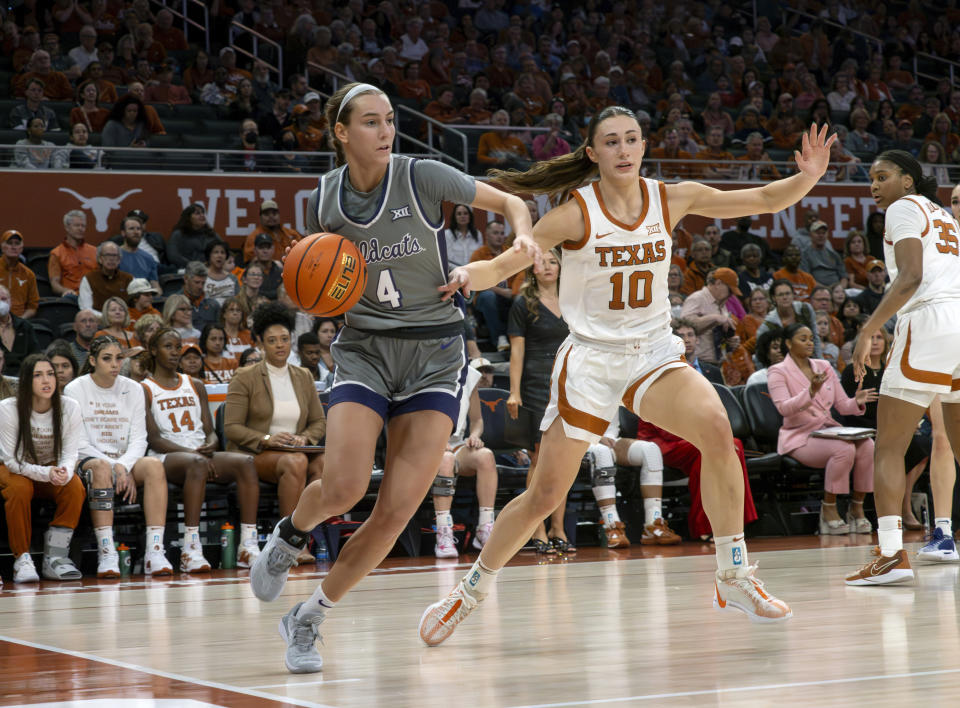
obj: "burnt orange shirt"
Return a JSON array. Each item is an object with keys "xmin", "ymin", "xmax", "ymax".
[
  {"xmin": 243, "ymin": 225, "xmax": 301, "ymax": 263},
  {"xmin": 129, "ymin": 305, "xmax": 162, "ymax": 322},
  {"xmin": 773, "ymin": 268, "xmax": 817, "ymax": 301},
  {"xmin": 0, "ymin": 259, "xmax": 39, "ymax": 316},
  {"xmin": 203, "ymin": 355, "xmax": 238, "ymax": 384},
  {"xmin": 48, "ymin": 240, "xmax": 97, "ymax": 293}
]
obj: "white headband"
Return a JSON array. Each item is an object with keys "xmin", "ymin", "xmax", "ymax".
[{"xmin": 335, "ymin": 83, "xmax": 382, "ymax": 124}]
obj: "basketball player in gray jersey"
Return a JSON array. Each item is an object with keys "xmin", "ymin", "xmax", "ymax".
[{"xmin": 250, "ymin": 82, "xmax": 541, "ymax": 673}]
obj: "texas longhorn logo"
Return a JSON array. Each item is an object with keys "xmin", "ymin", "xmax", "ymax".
[
  {"xmin": 328, "ymin": 253, "xmax": 359, "ymax": 300},
  {"xmin": 481, "ymin": 397, "xmax": 503, "ymax": 413},
  {"xmin": 58, "ymin": 188, "xmax": 143, "ymax": 232}
]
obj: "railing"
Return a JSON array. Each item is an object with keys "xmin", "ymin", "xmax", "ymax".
[
  {"xmin": 645, "ymin": 157, "xmax": 876, "ymax": 182},
  {"xmin": 7, "ymin": 144, "xmax": 942, "ymax": 184},
  {"xmin": 1, "ymin": 145, "xmax": 338, "ymax": 173},
  {"xmin": 778, "ymin": 7, "xmax": 884, "ymax": 59},
  {"xmin": 913, "ymin": 52, "xmax": 960, "ymax": 90},
  {"xmin": 149, "ymin": 0, "xmax": 210, "ymax": 54},
  {"xmin": 304, "ymin": 62, "xmax": 467, "ymax": 170},
  {"xmin": 228, "ymin": 21, "xmax": 284, "ymax": 85},
  {"xmin": 779, "ymin": 5, "xmax": 960, "ymax": 88}
]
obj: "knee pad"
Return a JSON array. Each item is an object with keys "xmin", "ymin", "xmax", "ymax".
[
  {"xmin": 432, "ymin": 474, "xmax": 457, "ymax": 497},
  {"xmin": 587, "ymin": 444, "xmax": 617, "ymax": 487},
  {"xmin": 627, "ymin": 440, "xmax": 664, "ymax": 485},
  {"xmin": 88, "ymin": 487, "xmax": 114, "ymax": 511}
]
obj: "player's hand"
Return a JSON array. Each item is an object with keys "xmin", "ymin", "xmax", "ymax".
[
  {"xmin": 439, "ymin": 266, "xmax": 473, "ymax": 301},
  {"xmin": 506, "ymin": 393, "xmax": 521, "ymax": 420},
  {"xmin": 511, "ymin": 233, "xmax": 543, "ymax": 273},
  {"xmin": 195, "ymin": 440, "xmax": 217, "ymax": 457},
  {"xmin": 48, "ymin": 466, "xmax": 69, "ymax": 486},
  {"xmin": 851, "ymin": 331, "xmax": 873, "ymax": 383},
  {"xmin": 466, "ymin": 434, "xmax": 483, "ymax": 449},
  {"xmin": 282, "ymin": 239, "xmax": 298, "ymax": 266},
  {"xmin": 795, "ymin": 123, "xmax": 836, "ymax": 178},
  {"xmin": 114, "ymin": 465, "xmax": 137, "ymax": 504},
  {"xmin": 599, "ymin": 436, "xmax": 616, "ymax": 449}
]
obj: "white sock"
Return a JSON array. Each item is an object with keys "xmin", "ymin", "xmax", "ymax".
[
  {"xmin": 592, "ymin": 483, "xmax": 616, "ymax": 503},
  {"xmin": 94, "ymin": 526, "xmax": 115, "ymax": 555},
  {"xmin": 715, "ymin": 533, "xmax": 748, "ymax": 573},
  {"xmin": 599, "ymin": 503, "xmax": 621, "ymax": 527},
  {"xmin": 878, "ymin": 515, "xmax": 903, "ymax": 557},
  {"xmin": 240, "ymin": 523, "xmax": 258, "ymax": 545},
  {"xmin": 935, "ymin": 517, "xmax": 952, "ymax": 535},
  {"xmin": 182, "ymin": 526, "xmax": 200, "ymax": 549},
  {"xmin": 146, "ymin": 525, "xmax": 164, "ymax": 552},
  {"xmin": 463, "ymin": 558, "xmax": 498, "ymax": 598},
  {"xmin": 436, "ymin": 511, "xmax": 453, "ymax": 528},
  {"xmin": 298, "ymin": 582, "xmax": 336, "ymax": 618},
  {"xmin": 643, "ymin": 497, "xmax": 662, "ymax": 525},
  {"xmin": 478, "ymin": 507, "xmax": 494, "ymax": 526}
]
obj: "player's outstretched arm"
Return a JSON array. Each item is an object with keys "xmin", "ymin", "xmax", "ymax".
[
  {"xmin": 440, "ymin": 199, "xmax": 582, "ymax": 300},
  {"xmin": 667, "ymin": 124, "xmax": 836, "ymax": 222}
]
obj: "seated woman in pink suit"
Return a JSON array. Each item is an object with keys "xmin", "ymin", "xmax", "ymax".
[{"xmin": 767, "ymin": 322, "xmax": 878, "ymax": 535}]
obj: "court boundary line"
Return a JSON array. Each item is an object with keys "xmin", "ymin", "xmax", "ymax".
[
  {"xmin": 508, "ymin": 668, "xmax": 960, "ymax": 707},
  {"xmin": 0, "ymin": 634, "xmax": 336, "ymax": 708}
]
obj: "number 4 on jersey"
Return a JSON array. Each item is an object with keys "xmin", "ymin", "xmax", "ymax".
[{"xmin": 376, "ymin": 269, "xmax": 403, "ymax": 308}]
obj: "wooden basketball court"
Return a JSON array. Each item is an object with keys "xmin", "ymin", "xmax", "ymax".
[{"xmin": 1, "ymin": 534, "xmax": 958, "ymax": 707}]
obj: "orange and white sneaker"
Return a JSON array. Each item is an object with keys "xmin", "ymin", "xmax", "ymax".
[
  {"xmin": 845, "ymin": 547, "xmax": 914, "ymax": 586},
  {"xmin": 97, "ymin": 551, "xmax": 121, "ymax": 579},
  {"xmin": 180, "ymin": 543, "xmax": 212, "ymax": 573},
  {"xmin": 418, "ymin": 579, "xmax": 482, "ymax": 647},
  {"xmin": 641, "ymin": 518, "xmax": 681, "ymax": 545},
  {"xmin": 714, "ymin": 564, "xmax": 793, "ymax": 623},
  {"xmin": 604, "ymin": 522, "xmax": 630, "ymax": 548},
  {"xmin": 237, "ymin": 542, "xmax": 261, "ymax": 569},
  {"xmin": 144, "ymin": 546, "xmax": 174, "ymax": 576}
]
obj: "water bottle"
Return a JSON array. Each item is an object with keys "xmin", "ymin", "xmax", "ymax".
[
  {"xmin": 312, "ymin": 526, "xmax": 329, "ymax": 562},
  {"xmin": 117, "ymin": 543, "xmax": 131, "ymax": 577},
  {"xmin": 220, "ymin": 523, "xmax": 236, "ymax": 569}
]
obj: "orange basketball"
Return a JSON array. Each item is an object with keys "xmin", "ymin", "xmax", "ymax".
[{"xmin": 282, "ymin": 232, "xmax": 367, "ymax": 316}]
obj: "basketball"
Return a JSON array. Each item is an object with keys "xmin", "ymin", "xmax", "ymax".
[{"xmin": 282, "ymin": 232, "xmax": 367, "ymax": 316}]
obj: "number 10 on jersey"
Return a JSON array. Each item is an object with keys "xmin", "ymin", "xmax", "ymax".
[{"xmin": 609, "ymin": 270, "xmax": 653, "ymax": 309}]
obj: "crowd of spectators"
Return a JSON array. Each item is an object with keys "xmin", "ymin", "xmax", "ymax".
[{"xmin": 3, "ymin": 1, "xmax": 960, "ymax": 178}]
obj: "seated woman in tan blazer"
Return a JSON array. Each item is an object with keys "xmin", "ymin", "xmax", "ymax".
[{"xmin": 225, "ymin": 303, "xmax": 325, "ymax": 554}]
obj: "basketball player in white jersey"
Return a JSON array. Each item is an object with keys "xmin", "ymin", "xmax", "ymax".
[
  {"xmin": 142, "ymin": 327, "xmax": 261, "ymax": 573},
  {"xmin": 420, "ymin": 109, "xmax": 838, "ymax": 643},
  {"xmin": 846, "ymin": 151, "xmax": 960, "ymax": 585}
]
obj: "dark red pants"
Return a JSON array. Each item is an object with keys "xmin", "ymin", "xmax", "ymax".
[{"xmin": 654, "ymin": 437, "xmax": 758, "ymax": 539}]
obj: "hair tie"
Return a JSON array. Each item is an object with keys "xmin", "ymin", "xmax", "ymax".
[{"xmin": 336, "ymin": 83, "xmax": 382, "ymax": 124}]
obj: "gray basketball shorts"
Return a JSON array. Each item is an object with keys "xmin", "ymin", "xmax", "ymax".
[{"xmin": 329, "ymin": 326, "xmax": 468, "ymax": 426}]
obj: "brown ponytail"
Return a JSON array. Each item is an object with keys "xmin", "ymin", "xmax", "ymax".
[
  {"xmin": 324, "ymin": 82, "xmax": 388, "ymax": 167},
  {"xmin": 488, "ymin": 105, "xmax": 638, "ymax": 198}
]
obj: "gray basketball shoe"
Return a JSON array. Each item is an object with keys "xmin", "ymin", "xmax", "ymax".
[{"xmin": 278, "ymin": 602, "xmax": 325, "ymax": 673}]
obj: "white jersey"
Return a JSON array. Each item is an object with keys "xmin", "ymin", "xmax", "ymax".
[
  {"xmin": 562, "ymin": 178, "xmax": 673, "ymax": 344},
  {"xmin": 451, "ymin": 367, "xmax": 482, "ymax": 444},
  {"xmin": 142, "ymin": 374, "xmax": 206, "ymax": 451},
  {"xmin": 884, "ymin": 194, "xmax": 960, "ymax": 314}
]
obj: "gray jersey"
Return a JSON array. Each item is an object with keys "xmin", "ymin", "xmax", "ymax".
[{"xmin": 307, "ymin": 155, "xmax": 476, "ymax": 331}]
